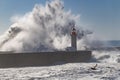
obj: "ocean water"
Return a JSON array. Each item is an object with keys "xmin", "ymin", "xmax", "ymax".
[
  {"xmin": 0, "ymin": 0, "xmax": 119, "ymax": 79},
  {"xmin": 0, "ymin": 50, "xmax": 119, "ymax": 80}
]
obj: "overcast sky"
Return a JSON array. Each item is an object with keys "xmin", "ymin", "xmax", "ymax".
[{"xmin": 0, "ymin": 0, "xmax": 120, "ymax": 40}]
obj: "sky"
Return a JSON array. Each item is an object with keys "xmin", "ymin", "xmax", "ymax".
[{"xmin": 0, "ymin": 0, "xmax": 120, "ymax": 40}]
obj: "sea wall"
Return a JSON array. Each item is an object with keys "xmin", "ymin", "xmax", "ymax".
[{"xmin": 0, "ymin": 51, "xmax": 91, "ymax": 68}]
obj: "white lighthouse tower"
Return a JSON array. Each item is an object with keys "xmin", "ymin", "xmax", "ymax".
[
  {"xmin": 71, "ymin": 27, "xmax": 77, "ymax": 51},
  {"xmin": 65, "ymin": 26, "xmax": 77, "ymax": 51}
]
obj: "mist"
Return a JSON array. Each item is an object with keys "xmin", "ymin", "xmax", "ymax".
[{"xmin": 0, "ymin": 0, "xmax": 93, "ymax": 52}]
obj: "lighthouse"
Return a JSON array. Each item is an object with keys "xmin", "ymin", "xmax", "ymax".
[
  {"xmin": 71, "ymin": 27, "xmax": 77, "ymax": 51},
  {"xmin": 65, "ymin": 26, "xmax": 78, "ymax": 51},
  {"xmin": 65, "ymin": 27, "xmax": 77, "ymax": 51}
]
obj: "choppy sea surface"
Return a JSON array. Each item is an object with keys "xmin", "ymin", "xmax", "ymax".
[{"xmin": 0, "ymin": 51, "xmax": 120, "ymax": 80}]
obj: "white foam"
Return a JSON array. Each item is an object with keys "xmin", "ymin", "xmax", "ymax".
[
  {"xmin": 0, "ymin": 0, "xmax": 92, "ymax": 52},
  {"xmin": 92, "ymin": 51, "xmax": 120, "ymax": 63}
]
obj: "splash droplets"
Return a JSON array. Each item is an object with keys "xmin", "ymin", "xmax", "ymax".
[{"xmin": 0, "ymin": 0, "xmax": 89, "ymax": 52}]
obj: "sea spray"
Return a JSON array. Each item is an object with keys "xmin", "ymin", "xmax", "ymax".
[
  {"xmin": 0, "ymin": 0, "xmax": 92, "ymax": 52},
  {"xmin": 92, "ymin": 51, "xmax": 120, "ymax": 63}
]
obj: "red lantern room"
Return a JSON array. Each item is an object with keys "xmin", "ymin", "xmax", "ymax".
[{"xmin": 71, "ymin": 27, "xmax": 77, "ymax": 35}]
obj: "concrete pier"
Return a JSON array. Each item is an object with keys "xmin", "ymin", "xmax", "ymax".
[{"xmin": 0, "ymin": 51, "xmax": 91, "ymax": 68}]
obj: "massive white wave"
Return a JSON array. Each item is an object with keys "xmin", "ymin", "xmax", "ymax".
[
  {"xmin": 0, "ymin": 0, "xmax": 120, "ymax": 80},
  {"xmin": 0, "ymin": 0, "xmax": 94, "ymax": 52}
]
